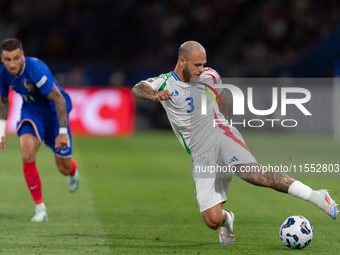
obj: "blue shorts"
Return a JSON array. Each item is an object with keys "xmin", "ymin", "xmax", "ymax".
[{"xmin": 17, "ymin": 108, "xmax": 73, "ymax": 158}]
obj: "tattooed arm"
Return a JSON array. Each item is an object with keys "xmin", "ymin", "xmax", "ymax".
[
  {"xmin": 0, "ymin": 96, "xmax": 9, "ymax": 152},
  {"xmin": 47, "ymin": 86, "xmax": 68, "ymax": 151},
  {"xmin": 218, "ymin": 89, "xmax": 228, "ymax": 119},
  {"xmin": 132, "ymin": 82, "xmax": 172, "ymax": 102},
  {"xmin": 0, "ymin": 96, "xmax": 9, "ymax": 120},
  {"xmin": 47, "ymin": 86, "xmax": 67, "ymax": 128}
]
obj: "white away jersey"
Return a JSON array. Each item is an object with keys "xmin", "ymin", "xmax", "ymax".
[{"xmin": 140, "ymin": 68, "xmax": 228, "ymax": 157}]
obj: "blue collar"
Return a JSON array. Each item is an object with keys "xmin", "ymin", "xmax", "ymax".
[{"xmin": 171, "ymin": 71, "xmax": 180, "ymax": 81}]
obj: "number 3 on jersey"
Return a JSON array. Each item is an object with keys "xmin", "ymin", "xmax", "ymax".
[{"xmin": 186, "ymin": 97, "xmax": 194, "ymax": 113}]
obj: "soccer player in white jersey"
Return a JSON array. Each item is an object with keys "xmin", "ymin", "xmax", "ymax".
[{"xmin": 132, "ymin": 41, "xmax": 338, "ymax": 245}]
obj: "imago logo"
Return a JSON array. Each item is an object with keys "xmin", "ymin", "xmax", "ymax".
[{"xmin": 200, "ymin": 84, "xmax": 311, "ymax": 128}]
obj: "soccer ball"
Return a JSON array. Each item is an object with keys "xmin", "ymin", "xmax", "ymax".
[{"xmin": 279, "ymin": 215, "xmax": 313, "ymax": 249}]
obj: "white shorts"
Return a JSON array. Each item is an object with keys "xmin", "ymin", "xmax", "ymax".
[{"xmin": 193, "ymin": 126, "xmax": 257, "ymax": 212}]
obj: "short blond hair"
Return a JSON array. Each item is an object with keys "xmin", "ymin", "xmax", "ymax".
[{"xmin": 178, "ymin": 41, "xmax": 205, "ymax": 59}]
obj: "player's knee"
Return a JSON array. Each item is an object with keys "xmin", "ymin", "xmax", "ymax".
[
  {"xmin": 204, "ymin": 218, "xmax": 220, "ymax": 230},
  {"xmin": 202, "ymin": 214, "xmax": 222, "ymax": 230},
  {"xmin": 21, "ymin": 152, "xmax": 35, "ymax": 162},
  {"xmin": 201, "ymin": 204, "xmax": 224, "ymax": 230}
]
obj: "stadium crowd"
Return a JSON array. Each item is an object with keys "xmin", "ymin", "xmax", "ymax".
[{"xmin": 1, "ymin": 0, "xmax": 339, "ymax": 82}]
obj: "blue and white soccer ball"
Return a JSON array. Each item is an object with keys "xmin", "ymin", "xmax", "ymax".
[{"xmin": 279, "ymin": 215, "xmax": 313, "ymax": 249}]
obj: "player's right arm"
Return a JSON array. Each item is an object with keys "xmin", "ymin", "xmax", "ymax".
[
  {"xmin": 0, "ymin": 96, "xmax": 9, "ymax": 152},
  {"xmin": 132, "ymin": 81, "xmax": 172, "ymax": 102},
  {"xmin": 46, "ymin": 85, "xmax": 68, "ymax": 152}
]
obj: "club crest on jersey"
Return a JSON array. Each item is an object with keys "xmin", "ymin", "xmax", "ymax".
[{"xmin": 23, "ymin": 79, "xmax": 34, "ymax": 91}]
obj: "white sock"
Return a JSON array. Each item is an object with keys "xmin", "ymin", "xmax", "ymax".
[
  {"xmin": 221, "ymin": 210, "xmax": 232, "ymax": 228},
  {"xmin": 36, "ymin": 202, "xmax": 46, "ymax": 210},
  {"xmin": 288, "ymin": 180, "xmax": 313, "ymax": 201}
]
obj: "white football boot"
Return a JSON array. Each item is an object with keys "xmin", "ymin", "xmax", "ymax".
[
  {"xmin": 31, "ymin": 206, "xmax": 48, "ymax": 222},
  {"xmin": 219, "ymin": 211, "xmax": 234, "ymax": 245},
  {"xmin": 309, "ymin": 189, "xmax": 338, "ymax": 219},
  {"xmin": 68, "ymin": 169, "xmax": 79, "ymax": 193}
]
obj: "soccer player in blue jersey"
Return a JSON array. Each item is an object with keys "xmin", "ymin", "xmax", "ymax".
[{"xmin": 0, "ymin": 38, "xmax": 79, "ymax": 222}]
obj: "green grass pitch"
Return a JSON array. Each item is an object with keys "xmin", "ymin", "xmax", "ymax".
[{"xmin": 0, "ymin": 131, "xmax": 339, "ymax": 254}]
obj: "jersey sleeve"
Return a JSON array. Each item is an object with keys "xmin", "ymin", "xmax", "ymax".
[
  {"xmin": 29, "ymin": 59, "xmax": 56, "ymax": 97},
  {"xmin": 202, "ymin": 68, "xmax": 223, "ymax": 93},
  {"xmin": 139, "ymin": 77, "xmax": 165, "ymax": 91}
]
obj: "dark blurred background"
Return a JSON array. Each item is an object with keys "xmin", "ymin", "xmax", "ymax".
[
  {"xmin": 1, "ymin": 0, "xmax": 340, "ymax": 86},
  {"xmin": 1, "ymin": 0, "xmax": 340, "ymax": 130}
]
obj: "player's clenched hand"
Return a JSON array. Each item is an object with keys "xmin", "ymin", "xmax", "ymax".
[
  {"xmin": 0, "ymin": 136, "xmax": 8, "ymax": 153},
  {"xmin": 55, "ymin": 134, "xmax": 68, "ymax": 152},
  {"xmin": 152, "ymin": 90, "xmax": 172, "ymax": 102}
]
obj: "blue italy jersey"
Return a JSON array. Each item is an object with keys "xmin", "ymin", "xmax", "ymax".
[{"xmin": 0, "ymin": 56, "xmax": 72, "ymax": 120}]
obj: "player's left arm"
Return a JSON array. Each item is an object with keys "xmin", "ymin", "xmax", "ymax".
[
  {"xmin": 218, "ymin": 89, "xmax": 228, "ymax": 120},
  {"xmin": 47, "ymin": 85, "xmax": 68, "ymax": 151}
]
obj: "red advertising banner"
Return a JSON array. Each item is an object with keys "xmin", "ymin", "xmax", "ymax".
[{"xmin": 6, "ymin": 87, "xmax": 135, "ymax": 136}]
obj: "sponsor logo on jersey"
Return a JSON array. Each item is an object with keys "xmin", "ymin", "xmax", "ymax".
[
  {"xmin": 23, "ymin": 79, "xmax": 34, "ymax": 91},
  {"xmin": 171, "ymin": 90, "xmax": 179, "ymax": 96},
  {"xmin": 229, "ymin": 156, "xmax": 239, "ymax": 164}
]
